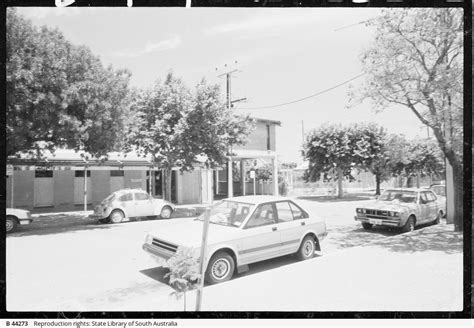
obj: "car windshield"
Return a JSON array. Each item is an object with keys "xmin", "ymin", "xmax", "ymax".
[
  {"xmin": 379, "ymin": 190, "xmax": 417, "ymax": 203},
  {"xmin": 195, "ymin": 201, "xmax": 254, "ymax": 227}
]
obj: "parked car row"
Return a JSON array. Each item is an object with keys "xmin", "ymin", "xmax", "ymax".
[
  {"xmin": 5, "ymin": 188, "xmax": 175, "ymax": 234},
  {"xmin": 5, "ymin": 186, "xmax": 447, "ymax": 287}
]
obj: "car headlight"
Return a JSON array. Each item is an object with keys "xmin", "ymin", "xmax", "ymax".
[
  {"xmin": 145, "ymin": 234, "xmax": 153, "ymax": 244},
  {"xmin": 361, "ymin": 209, "xmax": 366, "ymax": 214},
  {"xmin": 394, "ymin": 212, "xmax": 399, "ymax": 217},
  {"xmin": 356, "ymin": 208, "xmax": 361, "ymax": 213}
]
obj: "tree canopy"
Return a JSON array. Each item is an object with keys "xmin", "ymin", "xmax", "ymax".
[
  {"xmin": 7, "ymin": 9, "xmax": 132, "ymax": 159},
  {"xmin": 303, "ymin": 123, "xmax": 385, "ymax": 197},
  {"xmin": 352, "ymin": 8, "xmax": 463, "ymax": 229},
  {"xmin": 126, "ymin": 73, "xmax": 254, "ymax": 201}
]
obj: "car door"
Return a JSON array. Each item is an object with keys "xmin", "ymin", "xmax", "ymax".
[
  {"xmin": 418, "ymin": 192, "xmax": 431, "ymax": 223},
  {"xmin": 117, "ymin": 192, "xmax": 136, "ymax": 217},
  {"xmin": 274, "ymin": 201, "xmax": 307, "ymax": 255},
  {"xmin": 426, "ymin": 191, "xmax": 439, "ymax": 220},
  {"xmin": 238, "ymin": 203, "xmax": 281, "ymax": 265},
  {"xmin": 133, "ymin": 191, "xmax": 154, "ymax": 217}
]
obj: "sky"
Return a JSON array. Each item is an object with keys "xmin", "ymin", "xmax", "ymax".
[{"xmin": 17, "ymin": 7, "xmax": 432, "ymax": 163}]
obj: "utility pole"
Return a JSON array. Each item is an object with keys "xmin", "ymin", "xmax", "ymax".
[
  {"xmin": 301, "ymin": 120, "xmax": 305, "ymax": 144},
  {"xmin": 195, "ymin": 209, "xmax": 210, "ymax": 311},
  {"xmin": 216, "ymin": 62, "xmax": 246, "ymax": 198}
]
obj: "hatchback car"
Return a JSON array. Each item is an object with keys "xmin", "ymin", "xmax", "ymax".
[
  {"xmin": 90, "ymin": 189, "xmax": 175, "ymax": 224},
  {"xmin": 6, "ymin": 208, "xmax": 33, "ymax": 233},
  {"xmin": 143, "ymin": 196, "xmax": 327, "ymax": 284},
  {"xmin": 355, "ymin": 188, "xmax": 441, "ymax": 233}
]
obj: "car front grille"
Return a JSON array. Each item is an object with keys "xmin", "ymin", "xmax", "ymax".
[
  {"xmin": 366, "ymin": 209, "xmax": 388, "ymax": 216},
  {"xmin": 152, "ymin": 238, "xmax": 178, "ymax": 254}
]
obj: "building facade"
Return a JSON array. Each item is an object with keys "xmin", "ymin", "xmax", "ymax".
[{"xmin": 6, "ymin": 118, "xmax": 280, "ymax": 212}]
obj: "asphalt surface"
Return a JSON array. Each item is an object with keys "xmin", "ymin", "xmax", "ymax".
[{"xmin": 6, "ymin": 196, "xmax": 451, "ymax": 311}]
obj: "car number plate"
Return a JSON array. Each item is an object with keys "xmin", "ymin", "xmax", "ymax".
[{"xmin": 369, "ymin": 219, "xmax": 382, "ymax": 225}]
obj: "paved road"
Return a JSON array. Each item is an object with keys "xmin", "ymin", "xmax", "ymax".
[{"xmin": 6, "ymin": 197, "xmax": 420, "ymax": 311}]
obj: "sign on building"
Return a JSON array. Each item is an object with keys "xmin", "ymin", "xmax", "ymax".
[{"xmin": 6, "ymin": 164, "xmax": 13, "ymax": 176}]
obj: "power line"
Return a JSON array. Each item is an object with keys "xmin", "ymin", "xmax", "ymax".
[
  {"xmin": 235, "ymin": 73, "xmax": 366, "ymax": 110},
  {"xmin": 333, "ymin": 18, "xmax": 377, "ymax": 32}
]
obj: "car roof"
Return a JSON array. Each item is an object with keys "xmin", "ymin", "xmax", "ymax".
[
  {"xmin": 223, "ymin": 195, "xmax": 292, "ymax": 205},
  {"xmin": 114, "ymin": 188, "xmax": 146, "ymax": 194}
]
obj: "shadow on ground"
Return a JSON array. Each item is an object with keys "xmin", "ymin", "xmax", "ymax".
[
  {"xmin": 325, "ymin": 224, "xmax": 399, "ymax": 250},
  {"xmin": 297, "ymin": 193, "xmax": 374, "ymax": 203},
  {"xmin": 371, "ymin": 224, "xmax": 462, "ymax": 254},
  {"xmin": 8, "ymin": 215, "xmax": 113, "ymax": 237},
  {"xmin": 8, "ymin": 209, "xmax": 196, "ymax": 237},
  {"xmin": 140, "ymin": 267, "xmax": 171, "ymax": 285}
]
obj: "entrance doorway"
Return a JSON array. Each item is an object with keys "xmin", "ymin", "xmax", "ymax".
[{"xmin": 147, "ymin": 170, "xmax": 177, "ymax": 203}]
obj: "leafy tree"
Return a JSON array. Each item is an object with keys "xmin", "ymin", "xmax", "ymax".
[
  {"xmin": 352, "ymin": 8, "xmax": 463, "ymax": 230},
  {"xmin": 303, "ymin": 123, "xmax": 384, "ymax": 198},
  {"xmin": 6, "ymin": 9, "xmax": 132, "ymax": 159},
  {"xmin": 393, "ymin": 138, "xmax": 445, "ymax": 187},
  {"xmin": 163, "ymin": 247, "xmax": 200, "ymax": 311},
  {"xmin": 127, "ymin": 75, "xmax": 254, "ymax": 201},
  {"xmin": 362, "ymin": 132, "xmax": 409, "ymax": 195}
]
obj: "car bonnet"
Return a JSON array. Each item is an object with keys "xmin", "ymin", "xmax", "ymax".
[{"xmin": 147, "ymin": 217, "xmax": 242, "ymax": 248}]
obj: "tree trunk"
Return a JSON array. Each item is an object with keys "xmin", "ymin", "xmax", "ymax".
[
  {"xmin": 337, "ymin": 168, "xmax": 343, "ymax": 198},
  {"xmin": 163, "ymin": 168, "xmax": 173, "ymax": 202},
  {"xmin": 451, "ymin": 161, "xmax": 463, "ymax": 232},
  {"xmin": 375, "ymin": 174, "xmax": 381, "ymax": 195}
]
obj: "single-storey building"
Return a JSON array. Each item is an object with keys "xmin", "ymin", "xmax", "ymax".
[{"xmin": 6, "ymin": 118, "xmax": 281, "ymax": 212}]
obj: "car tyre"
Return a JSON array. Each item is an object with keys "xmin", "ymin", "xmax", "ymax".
[
  {"xmin": 6, "ymin": 216, "xmax": 18, "ymax": 233},
  {"xmin": 160, "ymin": 206, "xmax": 173, "ymax": 219},
  {"xmin": 205, "ymin": 251, "xmax": 235, "ymax": 285},
  {"xmin": 361, "ymin": 222, "xmax": 373, "ymax": 230},
  {"xmin": 296, "ymin": 235, "xmax": 316, "ymax": 261},
  {"xmin": 402, "ymin": 216, "xmax": 415, "ymax": 233},
  {"xmin": 109, "ymin": 210, "xmax": 124, "ymax": 224}
]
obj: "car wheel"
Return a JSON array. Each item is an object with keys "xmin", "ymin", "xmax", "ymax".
[
  {"xmin": 109, "ymin": 210, "xmax": 124, "ymax": 224},
  {"xmin": 6, "ymin": 216, "xmax": 18, "ymax": 233},
  {"xmin": 361, "ymin": 222, "xmax": 373, "ymax": 230},
  {"xmin": 402, "ymin": 216, "xmax": 415, "ymax": 233},
  {"xmin": 160, "ymin": 206, "xmax": 173, "ymax": 219},
  {"xmin": 296, "ymin": 235, "xmax": 316, "ymax": 261},
  {"xmin": 205, "ymin": 251, "xmax": 235, "ymax": 285}
]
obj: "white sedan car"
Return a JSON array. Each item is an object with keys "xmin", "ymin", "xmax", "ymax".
[
  {"xmin": 89, "ymin": 189, "xmax": 175, "ymax": 224},
  {"xmin": 143, "ymin": 196, "xmax": 327, "ymax": 284},
  {"xmin": 6, "ymin": 208, "xmax": 33, "ymax": 233}
]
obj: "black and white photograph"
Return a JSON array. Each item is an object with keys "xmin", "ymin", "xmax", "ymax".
[{"xmin": 4, "ymin": 4, "xmax": 468, "ymax": 316}]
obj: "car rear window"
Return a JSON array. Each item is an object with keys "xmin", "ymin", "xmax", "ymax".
[{"xmin": 134, "ymin": 192, "xmax": 149, "ymax": 201}]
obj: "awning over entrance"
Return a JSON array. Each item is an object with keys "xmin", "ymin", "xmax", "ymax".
[{"xmin": 223, "ymin": 149, "xmax": 279, "ymax": 198}]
